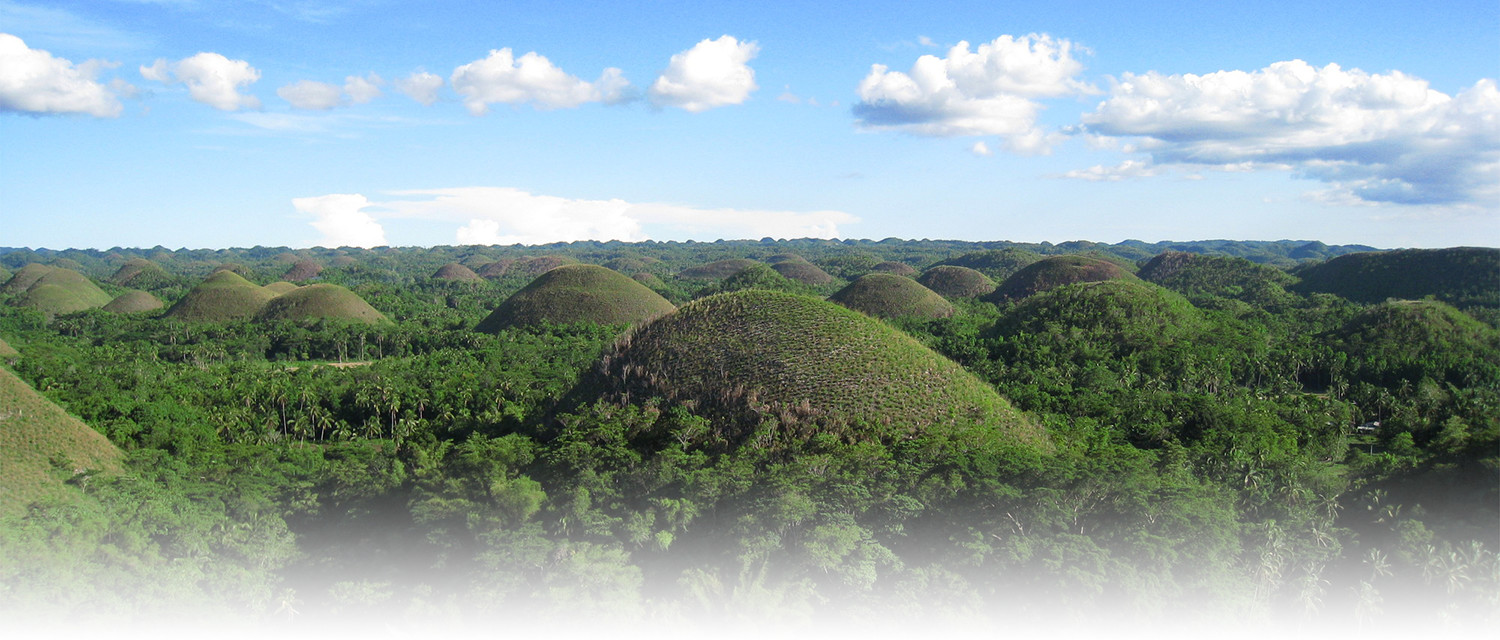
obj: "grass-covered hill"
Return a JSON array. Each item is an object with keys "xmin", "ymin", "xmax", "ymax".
[
  {"xmin": 262, "ymin": 281, "xmax": 300, "ymax": 296},
  {"xmin": 432, "ymin": 262, "xmax": 482, "ymax": 282},
  {"xmin": 476, "ymin": 259, "xmax": 516, "ymax": 279},
  {"xmin": 932, "ymin": 248, "xmax": 1043, "ymax": 281},
  {"xmin": 678, "ymin": 258, "xmax": 758, "ymax": 280},
  {"xmin": 102, "ymin": 290, "xmax": 165, "ymax": 314},
  {"xmin": 1331, "ymin": 300, "xmax": 1500, "ymax": 382},
  {"xmin": 917, "ymin": 265, "xmax": 997, "ymax": 298},
  {"xmin": 997, "ymin": 280, "xmax": 1205, "ymax": 352},
  {"xmin": 1293, "ymin": 247, "xmax": 1500, "ymax": 308},
  {"xmin": 770, "ymin": 259, "xmax": 835, "ymax": 285},
  {"xmin": 4, "ymin": 265, "xmax": 113, "ymax": 316},
  {"xmin": 574, "ymin": 289, "xmax": 1044, "ymax": 446},
  {"xmin": 0, "ymin": 336, "xmax": 16, "ymax": 359},
  {"xmin": 281, "ymin": 259, "xmax": 323, "ymax": 282},
  {"xmin": 988, "ymin": 255, "xmax": 1137, "ymax": 301},
  {"xmin": 829, "ymin": 273, "xmax": 954, "ymax": 319},
  {"xmin": 255, "ymin": 283, "xmax": 391, "ymax": 325},
  {"xmin": 164, "ymin": 271, "xmax": 277, "ymax": 322},
  {"xmin": 511, "ymin": 255, "xmax": 577, "ymax": 277},
  {"xmin": 0, "ymin": 365, "xmax": 121, "ymax": 516},
  {"xmin": 692, "ymin": 262, "xmax": 808, "ymax": 299},
  {"xmin": 870, "ymin": 260, "xmax": 917, "ymax": 276},
  {"xmin": 107, "ymin": 257, "xmax": 177, "ymax": 291},
  {"xmin": 476, "ymin": 264, "xmax": 675, "ymax": 333}
]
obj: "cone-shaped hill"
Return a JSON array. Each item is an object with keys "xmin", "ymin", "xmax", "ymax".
[
  {"xmin": 255, "ymin": 284, "xmax": 390, "ymax": 325},
  {"xmin": 919, "ymin": 266, "xmax": 997, "ymax": 298},
  {"xmin": 572, "ymin": 290, "xmax": 1045, "ymax": 447},
  {"xmin": 829, "ymin": 273, "xmax": 953, "ymax": 319},
  {"xmin": 1293, "ymin": 247, "xmax": 1500, "ymax": 308},
  {"xmin": 103, "ymin": 290, "xmax": 165, "ymax": 314},
  {"xmin": 282, "ymin": 259, "xmax": 323, "ymax": 282},
  {"xmin": 988, "ymin": 255, "xmax": 1136, "ymax": 301},
  {"xmin": 212, "ymin": 263, "xmax": 252, "ymax": 277},
  {"xmin": 476, "ymin": 265, "xmax": 675, "ymax": 333},
  {"xmin": 871, "ymin": 261, "xmax": 918, "ymax": 277},
  {"xmin": 632, "ymin": 272, "xmax": 666, "ymax": 289},
  {"xmin": 477, "ymin": 259, "xmax": 516, "ymax": 279},
  {"xmin": 934, "ymin": 248, "xmax": 1043, "ymax": 281},
  {"xmin": 433, "ymin": 262, "xmax": 482, "ymax": 282},
  {"xmin": 0, "ymin": 336, "xmax": 17, "ymax": 358},
  {"xmin": 0, "ymin": 366, "xmax": 121, "ymax": 516},
  {"xmin": 511, "ymin": 255, "xmax": 577, "ymax": 277},
  {"xmin": 771, "ymin": 260, "xmax": 835, "ymax": 285},
  {"xmin": 108, "ymin": 257, "xmax": 172, "ymax": 289},
  {"xmin": 997, "ymin": 280, "xmax": 1204, "ymax": 351},
  {"xmin": 165, "ymin": 271, "xmax": 276, "ymax": 322},
  {"xmin": 263, "ymin": 281, "xmax": 300, "ymax": 295},
  {"xmin": 7, "ymin": 266, "xmax": 112, "ymax": 315},
  {"xmin": 2, "ymin": 263, "xmax": 54, "ymax": 294},
  {"xmin": 679, "ymin": 259, "xmax": 758, "ymax": 280}
]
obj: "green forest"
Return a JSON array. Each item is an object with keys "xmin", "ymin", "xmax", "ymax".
[{"xmin": 0, "ymin": 239, "xmax": 1495, "ymax": 636}]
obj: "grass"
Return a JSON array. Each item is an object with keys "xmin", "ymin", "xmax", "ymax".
[
  {"xmin": 996, "ymin": 280, "xmax": 1204, "ymax": 350},
  {"xmin": 2, "ymin": 264, "xmax": 54, "ymax": 294},
  {"xmin": 0, "ymin": 365, "xmax": 121, "ymax": 517},
  {"xmin": 1293, "ymin": 247, "xmax": 1500, "ymax": 308},
  {"xmin": 282, "ymin": 259, "xmax": 323, "ymax": 282},
  {"xmin": 477, "ymin": 259, "xmax": 517, "ymax": 279},
  {"xmin": 576, "ymin": 289, "xmax": 1046, "ymax": 448},
  {"xmin": 933, "ymin": 248, "xmax": 1043, "ymax": 281},
  {"xmin": 829, "ymin": 273, "xmax": 954, "ymax": 319},
  {"xmin": 871, "ymin": 261, "xmax": 917, "ymax": 276},
  {"xmin": 263, "ymin": 281, "xmax": 300, "ymax": 295},
  {"xmin": 476, "ymin": 264, "xmax": 676, "ymax": 332},
  {"xmin": 918, "ymin": 265, "xmax": 997, "ymax": 298},
  {"xmin": 988, "ymin": 255, "xmax": 1137, "ymax": 301},
  {"xmin": 678, "ymin": 258, "xmax": 759, "ymax": 280},
  {"xmin": 103, "ymin": 290, "xmax": 165, "ymax": 314},
  {"xmin": 108, "ymin": 257, "xmax": 171, "ymax": 288},
  {"xmin": 165, "ymin": 271, "xmax": 277, "ymax": 322},
  {"xmin": 432, "ymin": 263, "xmax": 482, "ymax": 281},
  {"xmin": 511, "ymin": 255, "xmax": 578, "ymax": 276},
  {"xmin": 0, "ymin": 336, "xmax": 16, "ymax": 358},
  {"xmin": 255, "ymin": 283, "xmax": 392, "ymax": 325}
]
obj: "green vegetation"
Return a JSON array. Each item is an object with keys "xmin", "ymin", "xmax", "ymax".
[
  {"xmin": 476, "ymin": 264, "xmax": 675, "ymax": 332},
  {"xmin": 870, "ymin": 260, "xmax": 917, "ymax": 276},
  {"xmin": 0, "ymin": 365, "xmax": 121, "ymax": 516},
  {"xmin": 678, "ymin": 258, "xmax": 759, "ymax": 279},
  {"xmin": 0, "ymin": 336, "xmax": 15, "ymax": 358},
  {"xmin": 988, "ymin": 254, "xmax": 1136, "ymax": 301},
  {"xmin": 917, "ymin": 265, "xmax": 997, "ymax": 298},
  {"xmin": 1138, "ymin": 250, "xmax": 1299, "ymax": 307},
  {"xmin": 282, "ymin": 258, "xmax": 323, "ymax": 282},
  {"xmin": 692, "ymin": 262, "xmax": 812, "ymax": 298},
  {"xmin": 262, "ymin": 281, "xmax": 300, "ymax": 295},
  {"xmin": 102, "ymin": 290, "xmax": 165, "ymax": 314},
  {"xmin": 108, "ymin": 257, "xmax": 175, "ymax": 290},
  {"xmin": 933, "ymin": 248, "xmax": 1042, "ymax": 281},
  {"xmin": 512, "ymin": 255, "xmax": 578, "ymax": 276},
  {"xmin": 5, "ymin": 266, "xmax": 113, "ymax": 316},
  {"xmin": 574, "ymin": 289, "xmax": 1043, "ymax": 446},
  {"xmin": 0, "ymin": 263, "xmax": 52, "ymax": 294},
  {"xmin": 255, "ymin": 283, "xmax": 391, "ymax": 326},
  {"xmin": 829, "ymin": 273, "xmax": 954, "ymax": 319},
  {"xmin": 164, "ymin": 271, "xmax": 277, "ymax": 322},
  {"xmin": 477, "ymin": 258, "xmax": 516, "ymax": 278},
  {"xmin": 432, "ymin": 262, "xmax": 482, "ymax": 281},
  {"xmin": 1293, "ymin": 247, "xmax": 1500, "ymax": 308}
]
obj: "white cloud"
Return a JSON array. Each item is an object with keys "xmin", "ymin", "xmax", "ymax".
[
  {"xmin": 0, "ymin": 33, "xmax": 122, "ymax": 117},
  {"xmin": 292, "ymin": 193, "xmax": 388, "ymax": 248},
  {"xmin": 278, "ymin": 79, "xmax": 342, "ymax": 109},
  {"xmin": 853, "ymin": 34, "xmax": 1093, "ymax": 153},
  {"xmin": 142, "ymin": 51, "xmax": 261, "ymax": 110},
  {"xmin": 395, "ymin": 70, "xmax": 442, "ymax": 105},
  {"xmin": 343, "ymin": 73, "xmax": 382, "ymax": 104},
  {"xmin": 649, "ymin": 35, "xmax": 759, "ymax": 112},
  {"xmin": 297, "ymin": 187, "xmax": 856, "ymax": 246},
  {"xmin": 1058, "ymin": 159, "xmax": 1164, "ymax": 181},
  {"xmin": 450, "ymin": 48, "xmax": 631, "ymax": 114},
  {"xmin": 1080, "ymin": 61, "xmax": 1500, "ymax": 205},
  {"xmin": 970, "ymin": 141, "xmax": 992, "ymax": 157}
]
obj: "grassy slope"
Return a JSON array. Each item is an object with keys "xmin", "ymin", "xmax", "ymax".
[
  {"xmin": 1293, "ymin": 247, "xmax": 1500, "ymax": 307},
  {"xmin": 998, "ymin": 280, "xmax": 1204, "ymax": 350},
  {"xmin": 771, "ymin": 260, "xmax": 835, "ymax": 285},
  {"xmin": 581, "ymin": 289, "xmax": 1045, "ymax": 447},
  {"xmin": 255, "ymin": 283, "xmax": 391, "ymax": 325},
  {"xmin": 989, "ymin": 255, "xmax": 1137, "ymax": 301},
  {"xmin": 0, "ymin": 366, "xmax": 121, "ymax": 516},
  {"xmin": 102, "ymin": 290, "xmax": 165, "ymax": 313},
  {"xmin": 476, "ymin": 265, "xmax": 675, "ymax": 332},
  {"xmin": 829, "ymin": 273, "xmax": 954, "ymax": 319},
  {"xmin": 679, "ymin": 259, "xmax": 759, "ymax": 280},
  {"xmin": 164, "ymin": 271, "xmax": 276, "ymax": 322},
  {"xmin": 8, "ymin": 267, "xmax": 113, "ymax": 315},
  {"xmin": 432, "ymin": 263, "xmax": 482, "ymax": 282},
  {"xmin": 933, "ymin": 248, "xmax": 1043, "ymax": 281}
]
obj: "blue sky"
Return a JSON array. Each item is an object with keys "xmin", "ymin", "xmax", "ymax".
[{"xmin": 2, "ymin": 0, "xmax": 1496, "ymax": 250}]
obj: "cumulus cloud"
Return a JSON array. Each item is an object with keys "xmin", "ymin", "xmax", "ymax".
[
  {"xmin": 395, "ymin": 70, "xmax": 443, "ymax": 105},
  {"xmin": 293, "ymin": 193, "xmax": 388, "ymax": 248},
  {"xmin": 0, "ymin": 33, "xmax": 122, "ymax": 117},
  {"xmin": 278, "ymin": 79, "xmax": 342, "ymax": 109},
  {"xmin": 1079, "ymin": 60, "xmax": 1500, "ymax": 205},
  {"xmin": 970, "ymin": 141, "xmax": 992, "ymax": 157},
  {"xmin": 296, "ymin": 187, "xmax": 856, "ymax": 246},
  {"xmin": 649, "ymin": 35, "xmax": 759, "ymax": 112},
  {"xmin": 450, "ymin": 48, "xmax": 631, "ymax": 114},
  {"xmin": 343, "ymin": 73, "xmax": 382, "ymax": 104},
  {"xmin": 853, "ymin": 34, "xmax": 1094, "ymax": 152},
  {"xmin": 277, "ymin": 73, "xmax": 384, "ymax": 109},
  {"xmin": 1058, "ymin": 159, "xmax": 1165, "ymax": 181},
  {"xmin": 142, "ymin": 52, "xmax": 261, "ymax": 110}
]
